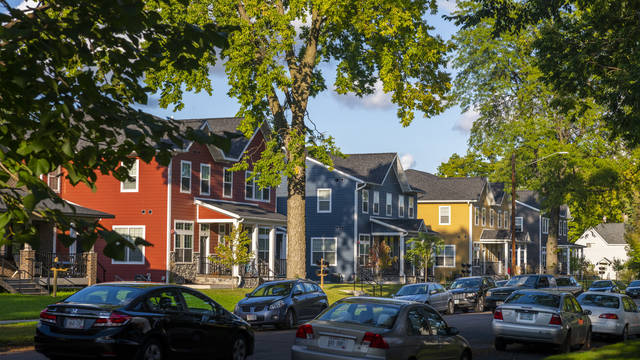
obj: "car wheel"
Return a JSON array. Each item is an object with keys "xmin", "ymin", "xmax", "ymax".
[
  {"xmin": 494, "ymin": 337, "xmax": 506, "ymax": 351},
  {"xmin": 447, "ymin": 300, "xmax": 455, "ymax": 315},
  {"xmin": 622, "ymin": 324, "xmax": 629, "ymax": 341},
  {"xmin": 285, "ymin": 309, "xmax": 296, "ymax": 329},
  {"xmin": 138, "ymin": 339, "xmax": 163, "ymax": 360},
  {"xmin": 231, "ymin": 335, "xmax": 247, "ymax": 360},
  {"xmin": 560, "ymin": 331, "xmax": 572, "ymax": 353},
  {"xmin": 475, "ymin": 296, "xmax": 485, "ymax": 312},
  {"xmin": 583, "ymin": 328, "xmax": 592, "ymax": 350}
]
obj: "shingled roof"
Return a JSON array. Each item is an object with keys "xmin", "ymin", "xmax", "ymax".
[
  {"xmin": 405, "ymin": 169, "xmax": 486, "ymax": 201},
  {"xmin": 593, "ymin": 223, "xmax": 626, "ymax": 245},
  {"xmin": 175, "ymin": 117, "xmax": 252, "ymax": 160},
  {"xmin": 330, "ymin": 153, "xmax": 398, "ymax": 184},
  {"xmin": 516, "ymin": 190, "xmax": 541, "ymax": 209}
]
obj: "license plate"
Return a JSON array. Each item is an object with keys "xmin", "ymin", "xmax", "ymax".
[
  {"xmin": 454, "ymin": 299, "xmax": 460, "ymax": 304},
  {"xmin": 519, "ymin": 312, "xmax": 534, "ymax": 321},
  {"xmin": 246, "ymin": 314, "xmax": 257, "ymax": 321},
  {"xmin": 327, "ymin": 336, "xmax": 347, "ymax": 349},
  {"xmin": 65, "ymin": 318, "xmax": 84, "ymax": 329}
]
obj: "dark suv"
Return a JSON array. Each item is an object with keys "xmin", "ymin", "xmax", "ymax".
[
  {"xmin": 233, "ymin": 279, "xmax": 328, "ymax": 328},
  {"xmin": 449, "ymin": 276, "xmax": 496, "ymax": 312},
  {"xmin": 485, "ymin": 274, "xmax": 557, "ymax": 311}
]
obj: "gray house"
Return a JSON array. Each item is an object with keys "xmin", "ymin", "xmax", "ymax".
[{"xmin": 277, "ymin": 153, "xmax": 428, "ymax": 281}]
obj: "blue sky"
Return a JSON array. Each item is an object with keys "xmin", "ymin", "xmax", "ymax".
[{"xmin": 10, "ymin": 0, "xmax": 473, "ymax": 174}]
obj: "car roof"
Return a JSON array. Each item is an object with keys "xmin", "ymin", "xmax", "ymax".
[
  {"xmin": 403, "ymin": 282, "xmax": 438, "ymax": 286},
  {"xmin": 95, "ymin": 281, "xmax": 175, "ymax": 288},
  {"xmin": 579, "ymin": 291, "xmax": 624, "ymax": 298},
  {"xmin": 454, "ymin": 276, "xmax": 482, "ymax": 280},
  {"xmin": 512, "ymin": 289, "xmax": 567, "ymax": 296}
]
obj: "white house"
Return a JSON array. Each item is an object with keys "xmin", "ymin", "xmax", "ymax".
[{"xmin": 575, "ymin": 223, "xmax": 628, "ymax": 279}]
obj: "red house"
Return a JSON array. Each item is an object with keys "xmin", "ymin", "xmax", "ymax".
[{"xmin": 59, "ymin": 118, "xmax": 287, "ymax": 284}]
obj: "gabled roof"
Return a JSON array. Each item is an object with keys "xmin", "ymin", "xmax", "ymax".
[
  {"xmin": 593, "ymin": 223, "xmax": 626, "ymax": 245},
  {"xmin": 331, "ymin": 153, "xmax": 397, "ymax": 184},
  {"xmin": 370, "ymin": 218, "xmax": 429, "ymax": 234},
  {"xmin": 195, "ymin": 198, "xmax": 286, "ymax": 224},
  {"xmin": 175, "ymin": 117, "xmax": 260, "ymax": 160},
  {"xmin": 405, "ymin": 169, "xmax": 486, "ymax": 202},
  {"xmin": 490, "ymin": 182, "xmax": 506, "ymax": 204},
  {"xmin": 0, "ymin": 191, "xmax": 114, "ymax": 219},
  {"xmin": 479, "ymin": 229, "xmax": 529, "ymax": 242},
  {"xmin": 516, "ymin": 190, "xmax": 540, "ymax": 209}
]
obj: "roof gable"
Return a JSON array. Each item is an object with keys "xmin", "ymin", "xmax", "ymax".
[
  {"xmin": 330, "ymin": 153, "xmax": 396, "ymax": 184},
  {"xmin": 406, "ymin": 169, "xmax": 486, "ymax": 202},
  {"xmin": 593, "ymin": 223, "xmax": 626, "ymax": 245}
]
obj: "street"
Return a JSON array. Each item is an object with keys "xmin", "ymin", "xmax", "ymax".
[{"xmin": 0, "ymin": 311, "xmax": 620, "ymax": 360}]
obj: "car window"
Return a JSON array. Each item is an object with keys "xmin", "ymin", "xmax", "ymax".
[
  {"xmin": 423, "ymin": 307, "xmax": 448, "ymax": 336},
  {"xmin": 64, "ymin": 285, "xmax": 143, "ymax": 305},
  {"xmin": 571, "ymin": 278, "xmax": 579, "ymax": 286},
  {"xmin": 407, "ymin": 309, "xmax": 430, "ymax": 336},
  {"xmin": 506, "ymin": 292, "xmax": 561, "ymax": 308},
  {"xmin": 436, "ymin": 284, "xmax": 445, "ymax": 293},
  {"xmin": 146, "ymin": 290, "xmax": 182, "ymax": 313},
  {"xmin": 578, "ymin": 294, "xmax": 620, "ymax": 309},
  {"xmin": 556, "ymin": 278, "xmax": 571, "ymax": 286},
  {"xmin": 537, "ymin": 276, "xmax": 550, "ymax": 288},
  {"xmin": 570, "ymin": 297, "xmax": 582, "ymax": 313},
  {"xmin": 318, "ymin": 301, "xmax": 400, "ymax": 329},
  {"xmin": 623, "ymin": 297, "xmax": 637, "ymax": 312},
  {"xmin": 563, "ymin": 297, "xmax": 573, "ymax": 312},
  {"xmin": 397, "ymin": 284, "xmax": 428, "ymax": 296},
  {"xmin": 592, "ymin": 280, "xmax": 612, "ymax": 288},
  {"xmin": 630, "ymin": 281, "xmax": 640, "ymax": 287},
  {"xmin": 251, "ymin": 282, "xmax": 294, "ymax": 297},
  {"xmin": 293, "ymin": 283, "xmax": 305, "ymax": 295},
  {"xmin": 181, "ymin": 291, "xmax": 216, "ymax": 315},
  {"xmin": 303, "ymin": 283, "xmax": 316, "ymax": 293},
  {"xmin": 313, "ymin": 283, "xmax": 323, "ymax": 293}
]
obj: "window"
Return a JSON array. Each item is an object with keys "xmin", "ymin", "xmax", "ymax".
[
  {"xmin": 439, "ymin": 206, "xmax": 451, "ymax": 225},
  {"xmin": 373, "ymin": 191, "xmax": 380, "ymax": 215},
  {"xmin": 398, "ymin": 195, "xmax": 405, "ymax": 217},
  {"xmin": 245, "ymin": 171, "xmax": 254, "ymax": 199},
  {"xmin": 181, "ymin": 291, "xmax": 216, "ymax": 315},
  {"xmin": 311, "ymin": 238, "xmax": 336, "ymax": 266},
  {"xmin": 386, "ymin": 193, "xmax": 393, "ymax": 216},
  {"xmin": 362, "ymin": 190, "xmax": 369, "ymax": 214},
  {"xmin": 180, "ymin": 161, "xmax": 191, "ymax": 193},
  {"xmin": 112, "ymin": 226, "xmax": 145, "ymax": 264},
  {"xmin": 515, "ymin": 217, "xmax": 523, "ymax": 232},
  {"xmin": 435, "ymin": 245, "xmax": 455, "ymax": 267},
  {"xmin": 174, "ymin": 221, "xmax": 194, "ymax": 263},
  {"xmin": 245, "ymin": 171, "xmax": 270, "ymax": 201},
  {"xmin": 120, "ymin": 160, "xmax": 138, "ymax": 192},
  {"xmin": 542, "ymin": 218, "xmax": 549, "ymax": 234},
  {"xmin": 199, "ymin": 224, "xmax": 210, "ymax": 255},
  {"xmin": 317, "ymin": 188, "xmax": 332, "ymax": 213},
  {"xmin": 218, "ymin": 224, "xmax": 226, "ymax": 245},
  {"xmin": 407, "ymin": 309, "xmax": 431, "ymax": 336},
  {"xmin": 408, "ymin": 197, "xmax": 415, "ymax": 218},
  {"xmin": 258, "ymin": 228, "xmax": 269, "ymax": 262},
  {"xmin": 358, "ymin": 234, "xmax": 370, "ymax": 267},
  {"xmin": 48, "ymin": 166, "xmax": 62, "ymax": 193},
  {"xmin": 498, "ymin": 210, "xmax": 503, "ymax": 228},
  {"xmin": 481, "ymin": 208, "xmax": 486, "ymax": 226},
  {"xmin": 200, "ymin": 164, "xmax": 210, "ymax": 195},
  {"xmin": 490, "ymin": 209, "xmax": 495, "ymax": 227},
  {"xmin": 223, "ymin": 168, "xmax": 233, "ymax": 198},
  {"xmin": 474, "ymin": 207, "xmax": 479, "ymax": 226}
]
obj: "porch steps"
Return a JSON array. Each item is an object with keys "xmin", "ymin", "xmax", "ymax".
[
  {"xmin": 194, "ymin": 275, "xmax": 237, "ymax": 288},
  {"xmin": 0, "ymin": 278, "xmax": 48, "ymax": 295}
]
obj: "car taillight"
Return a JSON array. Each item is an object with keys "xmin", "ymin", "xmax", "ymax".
[
  {"xmin": 493, "ymin": 309, "xmax": 503, "ymax": 320},
  {"xmin": 39, "ymin": 309, "xmax": 56, "ymax": 324},
  {"xmin": 599, "ymin": 313, "xmax": 618, "ymax": 319},
  {"xmin": 295, "ymin": 324, "xmax": 313, "ymax": 339},
  {"xmin": 93, "ymin": 312, "xmax": 132, "ymax": 327},
  {"xmin": 549, "ymin": 314, "xmax": 563, "ymax": 325},
  {"xmin": 362, "ymin": 332, "xmax": 389, "ymax": 349}
]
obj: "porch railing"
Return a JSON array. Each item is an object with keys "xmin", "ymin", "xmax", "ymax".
[
  {"xmin": 205, "ymin": 257, "xmax": 232, "ymax": 276},
  {"xmin": 240, "ymin": 259, "xmax": 271, "ymax": 278},
  {"xmin": 36, "ymin": 252, "xmax": 87, "ymax": 278},
  {"xmin": 274, "ymin": 258, "xmax": 286, "ymax": 278}
]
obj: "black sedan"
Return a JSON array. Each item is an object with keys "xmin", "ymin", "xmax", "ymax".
[
  {"xmin": 35, "ymin": 282, "xmax": 254, "ymax": 360},
  {"xmin": 625, "ymin": 280, "xmax": 640, "ymax": 298},
  {"xmin": 485, "ymin": 274, "xmax": 558, "ymax": 311},
  {"xmin": 449, "ymin": 276, "xmax": 496, "ymax": 312}
]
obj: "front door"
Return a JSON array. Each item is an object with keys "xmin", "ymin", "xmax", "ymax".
[{"xmin": 199, "ymin": 224, "xmax": 210, "ymax": 274}]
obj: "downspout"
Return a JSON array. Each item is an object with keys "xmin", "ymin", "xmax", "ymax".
[
  {"xmin": 468, "ymin": 201, "xmax": 473, "ymax": 275},
  {"xmin": 165, "ymin": 159, "xmax": 172, "ymax": 284},
  {"xmin": 354, "ymin": 182, "xmax": 367, "ymax": 277}
]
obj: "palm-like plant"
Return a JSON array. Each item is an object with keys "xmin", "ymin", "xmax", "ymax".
[{"xmin": 407, "ymin": 232, "xmax": 444, "ymax": 282}]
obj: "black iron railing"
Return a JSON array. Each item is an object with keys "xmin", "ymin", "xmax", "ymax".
[
  {"xmin": 274, "ymin": 258, "xmax": 286, "ymax": 277},
  {"xmin": 36, "ymin": 252, "xmax": 87, "ymax": 278},
  {"xmin": 206, "ymin": 257, "xmax": 232, "ymax": 276},
  {"xmin": 240, "ymin": 259, "xmax": 270, "ymax": 278}
]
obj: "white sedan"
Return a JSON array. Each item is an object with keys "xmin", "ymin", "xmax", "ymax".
[{"xmin": 577, "ymin": 291, "xmax": 640, "ymax": 340}]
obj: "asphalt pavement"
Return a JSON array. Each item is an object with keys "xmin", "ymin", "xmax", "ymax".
[{"xmin": 0, "ymin": 311, "xmax": 625, "ymax": 360}]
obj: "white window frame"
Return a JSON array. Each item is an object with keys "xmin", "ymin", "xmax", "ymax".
[
  {"xmin": 317, "ymin": 188, "xmax": 332, "ymax": 213},
  {"xmin": 498, "ymin": 210, "xmax": 503, "ymax": 228},
  {"xmin": 223, "ymin": 168, "xmax": 233, "ymax": 198},
  {"xmin": 408, "ymin": 197, "xmax": 415, "ymax": 218},
  {"xmin": 481, "ymin": 208, "xmax": 486, "ymax": 226},
  {"xmin": 542, "ymin": 217, "xmax": 549, "ymax": 234},
  {"xmin": 358, "ymin": 234, "xmax": 371, "ymax": 267},
  {"xmin": 180, "ymin": 160, "xmax": 191, "ymax": 193},
  {"xmin": 200, "ymin": 163, "xmax": 211, "ymax": 195},
  {"xmin": 310, "ymin": 237, "xmax": 337, "ymax": 266},
  {"xmin": 386, "ymin": 193, "xmax": 393, "ymax": 216},
  {"xmin": 245, "ymin": 170, "xmax": 270, "ymax": 202},
  {"xmin": 439, "ymin": 206, "xmax": 451, "ymax": 225},
  {"xmin": 435, "ymin": 244, "xmax": 456, "ymax": 268},
  {"xmin": 120, "ymin": 160, "xmax": 139, "ymax": 193},
  {"xmin": 373, "ymin": 191, "xmax": 380, "ymax": 215},
  {"xmin": 515, "ymin": 217, "xmax": 524, "ymax": 232},
  {"xmin": 398, "ymin": 195, "xmax": 405, "ymax": 217},
  {"xmin": 490, "ymin": 209, "xmax": 495, "ymax": 227},
  {"xmin": 48, "ymin": 166, "xmax": 62, "ymax": 193},
  {"xmin": 174, "ymin": 220, "xmax": 194, "ymax": 264},
  {"xmin": 111, "ymin": 225, "xmax": 146, "ymax": 265},
  {"xmin": 362, "ymin": 190, "xmax": 369, "ymax": 214},
  {"xmin": 199, "ymin": 223, "xmax": 210, "ymax": 256},
  {"xmin": 474, "ymin": 206, "xmax": 479, "ymax": 226}
]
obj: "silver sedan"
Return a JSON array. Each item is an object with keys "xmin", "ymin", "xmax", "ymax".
[
  {"xmin": 290, "ymin": 297, "xmax": 471, "ymax": 360},
  {"xmin": 392, "ymin": 282, "xmax": 454, "ymax": 314},
  {"xmin": 492, "ymin": 290, "xmax": 591, "ymax": 353},
  {"xmin": 577, "ymin": 291, "xmax": 640, "ymax": 340}
]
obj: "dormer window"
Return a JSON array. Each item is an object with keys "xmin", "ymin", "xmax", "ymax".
[
  {"xmin": 386, "ymin": 193, "xmax": 392, "ymax": 216},
  {"xmin": 398, "ymin": 195, "xmax": 405, "ymax": 217},
  {"xmin": 48, "ymin": 166, "xmax": 62, "ymax": 193},
  {"xmin": 408, "ymin": 197, "xmax": 415, "ymax": 218}
]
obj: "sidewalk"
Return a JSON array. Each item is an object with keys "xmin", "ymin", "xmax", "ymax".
[{"xmin": 0, "ymin": 320, "xmax": 37, "ymax": 325}]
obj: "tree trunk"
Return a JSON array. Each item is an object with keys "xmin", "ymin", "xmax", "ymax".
[
  {"xmin": 286, "ymin": 121, "xmax": 307, "ymax": 279},
  {"xmin": 546, "ymin": 206, "xmax": 560, "ymax": 275}
]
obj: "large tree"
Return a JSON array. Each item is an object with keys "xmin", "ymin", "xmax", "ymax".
[
  {"xmin": 149, "ymin": 0, "xmax": 452, "ymax": 278},
  {"xmin": 0, "ymin": 0, "xmax": 228, "ymax": 259}
]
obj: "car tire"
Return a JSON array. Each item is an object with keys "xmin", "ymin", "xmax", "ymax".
[
  {"xmin": 231, "ymin": 335, "xmax": 247, "ymax": 360},
  {"xmin": 137, "ymin": 338, "xmax": 164, "ymax": 360},
  {"xmin": 583, "ymin": 328, "xmax": 592, "ymax": 350},
  {"xmin": 560, "ymin": 331, "xmax": 572, "ymax": 353},
  {"xmin": 284, "ymin": 309, "xmax": 296, "ymax": 329},
  {"xmin": 446, "ymin": 300, "xmax": 455, "ymax": 315},
  {"xmin": 475, "ymin": 296, "xmax": 485, "ymax": 312},
  {"xmin": 494, "ymin": 337, "xmax": 506, "ymax": 351},
  {"xmin": 622, "ymin": 324, "xmax": 629, "ymax": 341}
]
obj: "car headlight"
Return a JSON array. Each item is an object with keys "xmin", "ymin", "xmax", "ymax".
[
  {"xmin": 269, "ymin": 300, "xmax": 286, "ymax": 310},
  {"xmin": 486, "ymin": 291, "xmax": 492, "ymax": 297},
  {"xmin": 465, "ymin": 292, "xmax": 477, "ymax": 298}
]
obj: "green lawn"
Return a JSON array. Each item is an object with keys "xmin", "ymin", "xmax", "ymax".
[
  {"xmin": 546, "ymin": 340, "xmax": 640, "ymax": 360},
  {"xmin": 0, "ymin": 322, "xmax": 37, "ymax": 351},
  {"xmin": 0, "ymin": 292, "xmax": 75, "ymax": 321}
]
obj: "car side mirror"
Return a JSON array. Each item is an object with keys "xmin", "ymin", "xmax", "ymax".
[
  {"xmin": 446, "ymin": 327, "xmax": 459, "ymax": 336},
  {"xmin": 583, "ymin": 310, "xmax": 592, "ymax": 315},
  {"xmin": 245, "ymin": 293, "xmax": 250, "ymax": 297},
  {"xmin": 430, "ymin": 290, "xmax": 437, "ymax": 295}
]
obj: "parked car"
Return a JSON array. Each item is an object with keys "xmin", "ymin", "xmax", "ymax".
[
  {"xmin": 449, "ymin": 276, "xmax": 496, "ymax": 312},
  {"xmin": 588, "ymin": 280, "xmax": 620, "ymax": 293},
  {"xmin": 392, "ymin": 282, "xmax": 454, "ymax": 314},
  {"xmin": 291, "ymin": 297, "xmax": 472, "ymax": 360},
  {"xmin": 233, "ymin": 279, "xmax": 328, "ymax": 329},
  {"xmin": 624, "ymin": 280, "xmax": 640, "ymax": 298},
  {"xmin": 492, "ymin": 290, "xmax": 591, "ymax": 353},
  {"xmin": 556, "ymin": 276, "xmax": 583, "ymax": 296},
  {"xmin": 35, "ymin": 282, "xmax": 254, "ymax": 360},
  {"xmin": 485, "ymin": 274, "xmax": 557, "ymax": 311},
  {"xmin": 577, "ymin": 292, "xmax": 640, "ymax": 340}
]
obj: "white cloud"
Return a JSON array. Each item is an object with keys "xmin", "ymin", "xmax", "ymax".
[
  {"xmin": 437, "ymin": 0, "xmax": 459, "ymax": 13},
  {"xmin": 333, "ymin": 81, "xmax": 394, "ymax": 110},
  {"xmin": 453, "ymin": 109, "xmax": 479, "ymax": 133},
  {"xmin": 17, "ymin": 0, "xmax": 40, "ymax": 11},
  {"xmin": 400, "ymin": 153, "xmax": 416, "ymax": 170}
]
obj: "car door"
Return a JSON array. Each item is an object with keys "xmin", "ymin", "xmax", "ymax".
[
  {"xmin": 302, "ymin": 282, "xmax": 321, "ymax": 317},
  {"xmin": 179, "ymin": 289, "xmax": 231, "ymax": 358},
  {"xmin": 622, "ymin": 297, "xmax": 640, "ymax": 334},
  {"xmin": 570, "ymin": 295, "xmax": 589, "ymax": 341},
  {"xmin": 291, "ymin": 282, "xmax": 311, "ymax": 319},
  {"xmin": 423, "ymin": 306, "xmax": 458, "ymax": 360},
  {"xmin": 406, "ymin": 307, "xmax": 444, "ymax": 360},
  {"xmin": 312, "ymin": 283, "xmax": 329, "ymax": 315},
  {"xmin": 144, "ymin": 289, "xmax": 193, "ymax": 354},
  {"xmin": 437, "ymin": 284, "xmax": 449, "ymax": 312},
  {"xmin": 561, "ymin": 296, "xmax": 580, "ymax": 345}
]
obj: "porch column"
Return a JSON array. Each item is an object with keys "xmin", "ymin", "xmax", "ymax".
[
  {"xmin": 86, "ymin": 251, "xmax": 97, "ymax": 286},
  {"xmin": 269, "ymin": 226, "xmax": 276, "ymax": 274},
  {"xmin": 516, "ymin": 245, "xmax": 521, "ymax": 267},
  {"xmin": 503, "ymin": 242, "xmax": 508, "ymax": 275},
  {"xmin": 566, "ymin": 248, "xmax": 571, "ymax": 275},
  {"xmin": 524, "ymin": 247, "xmax": 528, "ymax": 273},
  {"xmin": 399, "ymin": 235, "xmax": 405, "ymax": 277},
  {"xmin": 19, "ymin": 245, "xmax": 35, "ymax": 280},
  {"xmin": 482, "ymin": 245, "xmax": 486, "ymax": 274},
  {"xmin": 232, "ymin": 220, "xmax": 240, "ymax": 281},
  {"xmin": 252, "ymin": 226, "xmax": 259, "ymax": 262}
]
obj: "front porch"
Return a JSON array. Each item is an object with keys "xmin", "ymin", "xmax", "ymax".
[
  {"xmin": 557, "ymin": 243, "xmax": 585, "ymax": 276},
  {"xmin": 473, "ymin": 229, "xmax": 532, "ymax": 276}
]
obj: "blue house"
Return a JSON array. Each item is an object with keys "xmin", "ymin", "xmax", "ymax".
[{"xmin": 276, "ymin": 153, "xmax": 428, "ymax": 281}]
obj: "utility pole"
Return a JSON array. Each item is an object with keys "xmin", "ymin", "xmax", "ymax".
[{"xmin": 511, "ymin": 153, "xmax": 517, "ymax": 277}]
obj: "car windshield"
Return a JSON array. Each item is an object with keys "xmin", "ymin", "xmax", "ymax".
[
  {"xmin": 250, "ymin": 282, "xmax": 293, "ymax": 297},
  {"xmin": 450, "ymin": 278, "xmax": 481, "ymax": 289},
  {"xmin": 396, "ymin": 284, "xmax": 428, "ymax": 296},
  {"xmin": 505, "ymin": 293, "xmax": 561, "ymax": 308},
  {"xmin": 64, "ymin": 286, "xmax": 143, "ymax": 305},
  {"xmin": 578, "ymin": 294, "xmax": 620, "ymax": 309},
  {"xmin": 506, "ymin": 276, "xmax": 538, "ymax": 288},
  {"xmin": 556, "ymin": 278, "xmax": 572, "ymax": 286},
  {"xmin": 318, "ymin": 301, "xmax": 401, "ymax": 329},
  {"xmin": 630, "ymin": 281, "xmax": 640, "ymax": 287},
  {"xmin": 591, "ymin": 281, "xmax": 613, "ymax": 288}
]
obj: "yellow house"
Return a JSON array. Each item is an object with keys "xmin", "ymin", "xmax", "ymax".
[{"xmin": 406, "ymin": 170, "xmax": 512, "ymax": 280}]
